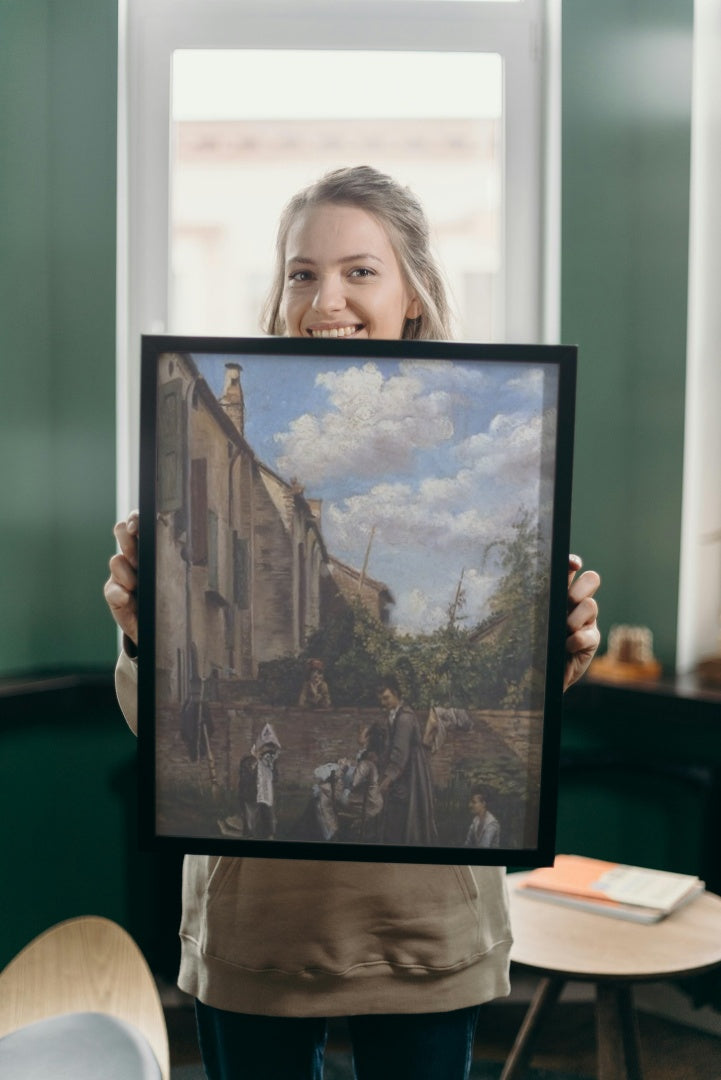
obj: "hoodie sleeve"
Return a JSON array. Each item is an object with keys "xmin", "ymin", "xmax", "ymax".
[{"xmin": 115, "ymin": 647, "xmax": 139, "ymax": 736}]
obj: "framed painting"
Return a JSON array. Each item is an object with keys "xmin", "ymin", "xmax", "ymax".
[{"xmin": 137, "ymin": 335, "xmax": 576, "ymax": 865}]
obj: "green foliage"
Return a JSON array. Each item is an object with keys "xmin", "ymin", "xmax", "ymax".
[
  {"xmin": 399, "ymin": 625, "xmax": 487, "ymax": 710},
  {"xmin": 433, "ymin": 754, "xmax": 529, "ymax": 848},
  {"xmin": 329, "ymin": 648, "xmax": 384, "ymax": 707},
  {"xmin": 258, "ymin": 511, "xmax": 550, "ymax": 711},
  {"xmin": 256, "ymin": 655, "xmax": 306, "ymax": 705},
  {"xmin": 501, "ymin": 665, "xmax": 546, "ymax": 711},
  {"xmin": 475, "ymin": 509, "xmax": 551, "ymax": 712},
  {"xmin": 321, "ymin": 600, "xmax": 401, "ymax": 705}
]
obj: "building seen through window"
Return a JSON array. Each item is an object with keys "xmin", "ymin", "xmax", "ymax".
[{"xmin": 170, "ymin": 50, "xmax": 503, "ymax": 342}]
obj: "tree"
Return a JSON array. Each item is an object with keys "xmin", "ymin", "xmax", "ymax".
[
  {"xmin": 259, "ymin": 510, "xmax": 549, "ymax": 712},
  {"xmin": 475, "ymin": 509, "xmax": 550, "ymax": 710}
]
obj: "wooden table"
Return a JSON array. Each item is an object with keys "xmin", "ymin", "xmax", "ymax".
[{"xmin": 502, "ymin": 873, "xmax": 721, "ymax": 1080}]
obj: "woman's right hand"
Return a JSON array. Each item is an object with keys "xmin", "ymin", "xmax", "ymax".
[{"xmin": 104, "ymin": 510, "xmax": 139, "ymax": 646}]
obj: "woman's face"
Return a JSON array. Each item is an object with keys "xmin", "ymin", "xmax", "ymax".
[{"xmin": 281, "ymin": 203, "xmax": 421, "ymax": 340}]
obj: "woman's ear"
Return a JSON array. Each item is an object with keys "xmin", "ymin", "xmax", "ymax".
[{"xmin": 406, "ymin": 296, "xmax": 423, "ymax": 320}]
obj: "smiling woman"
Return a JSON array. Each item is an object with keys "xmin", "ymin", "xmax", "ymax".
[{"xmin": 263, "ymin": 167, "xmax": 451, "ymax": 342}]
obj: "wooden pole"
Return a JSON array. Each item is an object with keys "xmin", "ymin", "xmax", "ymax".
[{"xmin": 358, "ymin": 525, "xmax": 376, "ymax": 595}]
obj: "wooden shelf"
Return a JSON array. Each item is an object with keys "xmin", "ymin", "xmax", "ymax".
[{"xmin": 564, "ymin": 671, "xmax": 721, "ymax": 722}]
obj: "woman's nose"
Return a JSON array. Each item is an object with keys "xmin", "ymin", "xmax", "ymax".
[{"xmin": 312, "ymin": 274, "xmax": 345, "ymax": 314}]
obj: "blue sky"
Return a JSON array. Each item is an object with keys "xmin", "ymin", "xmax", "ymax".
[{"xmin": 194, "ymin": 352, "xmax": 558, "ymax": 635}]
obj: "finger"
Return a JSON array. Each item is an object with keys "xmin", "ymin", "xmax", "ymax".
[
  {"xmin": 567, "ymin": 553, "xmax": 583, "ymax": 588},
  {"xmin": 113, "ymin": 518, "xmax": 139, "ymax": 568},
  {"xmin": 566, "ymin": 594, "xmax": 599, "ymax": 634},
  {"xmin": 566, "ymin": 621, "xmax": 601, "ymax": 655},
  {"xmin": 103, "ymin": 579, "xmax": 139, "ymax": 642},
  {"xmin": 103, "ymin": 577, "xmax": 133, "ymax": 614},
  {"xmin": 568, "ymin": 568, "xmax": 601, "ymax": 607},
  {"xmin": 108, "ymin": 552, "xmax": 137, "ymax": 592}
]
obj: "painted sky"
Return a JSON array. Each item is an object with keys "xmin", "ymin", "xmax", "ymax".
[{"xmin": 194, "ymin": 353, "xmax": 558, "ymax": 635}]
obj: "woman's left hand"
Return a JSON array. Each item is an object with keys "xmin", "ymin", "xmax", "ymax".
[{"xmin": 564, "ymin": 555, "xmax": 601, "ymax": 691}]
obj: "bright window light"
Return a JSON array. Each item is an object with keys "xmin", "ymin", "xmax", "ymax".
[
  {"xmin": 170, "ymin": 50, "xmax": 504, "ymax": 342},
  {"xmin": 172, "ymin": 50, "xmax": 503, "ymax": 121}
]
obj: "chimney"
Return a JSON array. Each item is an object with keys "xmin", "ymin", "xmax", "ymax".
[
  {"xmin": 307, "ymin": 498, "xmax": 323, "ymax": 524},
  {"xmin": 219, "ymin": 363, "xmax": 244, "ymax": 436}
]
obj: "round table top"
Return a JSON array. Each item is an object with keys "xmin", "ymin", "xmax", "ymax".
[{"xmin": 508, "ymin": 871, "xmax": 721, "ymax": 981}]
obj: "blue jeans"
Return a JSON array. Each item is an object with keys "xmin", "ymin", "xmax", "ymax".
[{"xmin": 195, "ymin": 1000, "xmax": 481, "ymax": 1080}]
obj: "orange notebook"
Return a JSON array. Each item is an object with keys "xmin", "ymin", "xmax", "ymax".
[{"xmin": 516, "ymin": 854, "xmax": 704, "ymax": 923}]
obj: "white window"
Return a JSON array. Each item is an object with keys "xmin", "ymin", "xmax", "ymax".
[
  {"xmin": 677, "ymin": 0, "xmax": 721, "ymax": 675},
  {"xmin": 117, "ymin": 0, "xmax": 558, "ymax": 510},
  {"xmin": 169, "ymin": 49, "xmax": 504, "ymax": 343}
]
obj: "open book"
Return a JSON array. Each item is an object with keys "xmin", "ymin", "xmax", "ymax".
[{"xmin": 515, "ymin": 854, "xmax": 705, "ymax": 923}]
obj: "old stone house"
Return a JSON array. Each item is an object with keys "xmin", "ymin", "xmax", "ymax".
[{"xmin": 153, "ymin": 351, "xmax": 391, "ymax": 707}]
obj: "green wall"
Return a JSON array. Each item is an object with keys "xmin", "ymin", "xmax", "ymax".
[
  {"xmin": 0, "ymin": 0, "xmax": 118, "ymax": 676},
  {"xmin": 0, "ymin": 0, "xmax": 134, "ymax": 970},
  {"xmin": 562, "ymin": 0, "xmax": 693, "ymax": 670},
  {"xmin": 0, "ymin": 682, "xmax": 183, "ymax": 974}
]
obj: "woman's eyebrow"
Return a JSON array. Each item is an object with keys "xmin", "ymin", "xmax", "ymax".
[
  {"xmin": 286, "ymin": 253, "xmax": 384, "ymax": 266},
  {"xmin": 338, "ymin": 253, "xmax": 384, "ymax": 264}
]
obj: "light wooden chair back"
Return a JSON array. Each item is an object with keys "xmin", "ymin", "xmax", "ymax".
[{"xmin": 0, "ymin": 915, "xmax": 169, "ymax": 1080}]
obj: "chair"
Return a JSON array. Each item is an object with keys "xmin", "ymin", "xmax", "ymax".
[{"xmin": 0, "ymin": 915, "xmax": 170, "ymax": 1079}]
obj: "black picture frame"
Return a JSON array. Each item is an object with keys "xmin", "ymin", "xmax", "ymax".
[{"xmin": 138, "ymin": 335, "xmax": 576, "ymax": 866}]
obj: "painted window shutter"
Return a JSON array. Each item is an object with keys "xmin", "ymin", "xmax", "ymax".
[
  {"xmin": 190, "ymin": 458, "xmax": 208, "ymax": 564},
  {"xmin": 208, "ymin": 509, "xmax": 219, "ymax": 590},
  {"xmin": 157, "ymin": 379, "xmax": 185, "ymax": 512},
  {"xmin": 233, "ymin": 533, "xmax": 249, "ymax": 609}
]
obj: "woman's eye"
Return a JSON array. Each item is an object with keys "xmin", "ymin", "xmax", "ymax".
[
  {"xmin": 288, "ymin": 269, "xmax": 313, "ymax": 283},
  {"xmin": 349, "ymin": 267, "xmax": 375, "ymax": 279}
]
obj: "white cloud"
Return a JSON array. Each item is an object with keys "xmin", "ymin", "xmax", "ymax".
[
  {"xmin": 274, "ymin": 362, "xmax": 454, "ymax": 485},
  {"xmin": 394, "ymin": 588, "xmax": 448, "ymax": 636},
  {"xmin": 398, "ymin": 358, "xmax": 494, "ymax": 394},
  {"xmin": 325, "ymin": 409, "xmax": 553, "ymax": 558},
  {"xmin": 268, "ymin": 360, "xmax": 556, "ymax": 634},
  {"xmin": 456, "ymin": 410, "xmax": 549, "ymax": 485},
  {"xmin": 326, "ymin": 485, "xmax": 522, "ymax": 558},
  {"xmin": 505, "ymin": 367, "xmax": 545, "ymax": 396}
]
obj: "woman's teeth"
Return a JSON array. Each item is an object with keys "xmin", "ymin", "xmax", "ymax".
[{"xmin": 310, "ymin": 325, "xmax": 360, "ymax": 338}]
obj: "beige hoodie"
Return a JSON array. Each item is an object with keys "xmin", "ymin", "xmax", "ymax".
[{"xmin": 116, "ymin": 651, "xmax": 512, "ymax": 1016}]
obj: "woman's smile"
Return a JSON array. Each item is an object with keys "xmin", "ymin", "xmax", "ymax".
[{"xmin": 306, "ymin": 323, "xmax": 365, "ymax": 339}]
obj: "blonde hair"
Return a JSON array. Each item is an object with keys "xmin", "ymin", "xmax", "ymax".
[{"xmin": 262, "ymin": 165, "xmax": 454, "ymax": 341}]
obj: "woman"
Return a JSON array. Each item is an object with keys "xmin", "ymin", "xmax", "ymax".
[{"xmin": 106, "ymin": 166, "xmax": 601, "ymax": 1080}]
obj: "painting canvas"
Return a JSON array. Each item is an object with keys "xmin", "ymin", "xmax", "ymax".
[{"xmin": 137, "ymin": 335, "xmax": 576, "ymax": 865}]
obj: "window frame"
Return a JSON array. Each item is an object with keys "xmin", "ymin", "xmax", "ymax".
[{"xmin": 117, "ymin": 0, "xmax": 559, "ymax": 512}]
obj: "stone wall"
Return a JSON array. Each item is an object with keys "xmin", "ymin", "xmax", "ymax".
[{"xmin": 155, "ymin": 700, "xmax": 544, "ymax": 848}]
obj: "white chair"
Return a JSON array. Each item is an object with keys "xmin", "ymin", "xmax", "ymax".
[{"xmin": 0, "ymin": 915, "xmax": 170, "ymax": 1079}]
